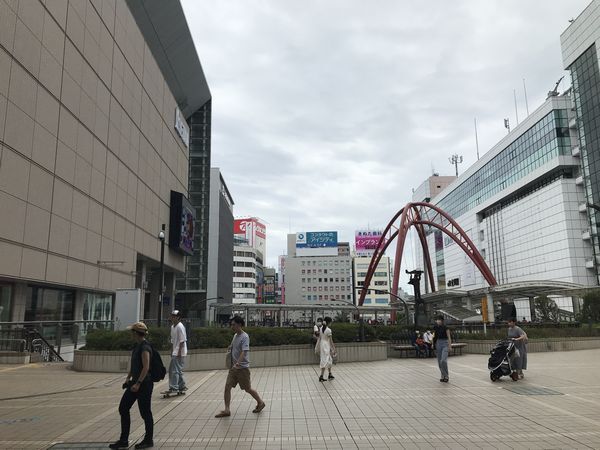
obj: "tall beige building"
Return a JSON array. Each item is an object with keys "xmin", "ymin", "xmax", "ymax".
[{"xmin": 0, "ymin": 0, "xmax": 210, "ymax": 332}]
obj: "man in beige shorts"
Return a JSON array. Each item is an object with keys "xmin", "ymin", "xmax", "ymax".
[{"xmin": 215, "ymin": 316, "xmax": 266, "ymax": 417}]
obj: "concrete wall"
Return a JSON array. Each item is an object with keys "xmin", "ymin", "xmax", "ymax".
[
  {"xmin": 462, "ymin": 338, "xmax": 600, "ymax": 354},
  {"xmin": 72, "ymin": 341, "xmax": 388, "ymax": 372},
  {"xmin": 0, "ymin": 352, "xmax": 30, "ymax": 364}
]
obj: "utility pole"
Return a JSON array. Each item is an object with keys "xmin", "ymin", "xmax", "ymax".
[{"xmin": 448, "ymin": 154, "xmax": 463, "ymax": 177}]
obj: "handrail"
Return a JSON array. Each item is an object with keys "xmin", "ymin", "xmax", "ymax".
[{"xmin": 29, "ymin": 329, "xmax": 64, "ymax": 362}]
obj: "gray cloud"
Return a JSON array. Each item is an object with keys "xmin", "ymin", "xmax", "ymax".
[{"xmin": 183, "ymin": 0, "xmax": 589, "ymax": 286}]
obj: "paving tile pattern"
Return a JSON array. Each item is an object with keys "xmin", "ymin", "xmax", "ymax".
[{"xmin": 1, "ymin": 350, "xmax": 600, "ymax": 449}]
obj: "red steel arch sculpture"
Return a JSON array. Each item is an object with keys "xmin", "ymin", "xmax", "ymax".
[{"xmin": 358, "ymin": 202, "xmax": 497, "ymax": 315}]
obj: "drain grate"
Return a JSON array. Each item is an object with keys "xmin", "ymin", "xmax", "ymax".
[
  {"xmin": 48, "ymin": 444, "xmax": 119, "ymax": 449},
  {"xmin": 503, "ymin": 385, "xmax": 563, "ymax": 396}
]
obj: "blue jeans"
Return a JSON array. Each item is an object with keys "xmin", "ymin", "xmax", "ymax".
[
  {"xmin": 436, "ymin": 340, "xmax": 449, "ymax": 379},
  {"xmin": 169, "ymin": 356, "xmax": 186, "ymax": 391}
]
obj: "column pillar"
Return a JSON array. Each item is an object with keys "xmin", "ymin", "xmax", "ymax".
[{"xmin": 486, "ymin": 293, "xmax": 495, "ymax": 323}]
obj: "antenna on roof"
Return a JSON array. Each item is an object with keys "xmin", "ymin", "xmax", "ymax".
[
  {"xmin": 523, "ymin": 78, "xmax": 530, "ymax": 116},
  {"xmin": 547, "ymin": 76, "xmax": 564, "ymax": 99},
  {"xmin": 474, "ymin": 117, "xmax": 480, "ymax": 160}
]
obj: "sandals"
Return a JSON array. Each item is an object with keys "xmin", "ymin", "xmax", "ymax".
[
  {"xmin": 252, "ymin": 402, "xmax": 266, "ymax": 413},
  {"xmin": 215, "ymin": 411, "xmax": 231, "ymax": 418}
]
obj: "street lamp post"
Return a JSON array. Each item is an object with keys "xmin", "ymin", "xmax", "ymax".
[
  {"xmin": 328, "ymin": 298, "xmax": 364, "ymax": 342},
  {"xmin": 158, "ymin": 224, "xmax": 165, "ymax": 328},
  {"xmin": 355, "ymin": 286, "xmax": 411, "ymax": 325}
]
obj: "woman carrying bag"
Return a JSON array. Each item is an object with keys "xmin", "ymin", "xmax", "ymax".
[{"xmin": 315, "ymin": 317, "xmax": 336, "ymax": 382}]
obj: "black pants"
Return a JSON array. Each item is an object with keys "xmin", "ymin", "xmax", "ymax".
[{"xmin": 118, "ymin": 380, "xmax": 153, "ymax": 442}]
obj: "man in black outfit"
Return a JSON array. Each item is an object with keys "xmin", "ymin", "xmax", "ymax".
[{"xmin": 109, "ymin": 322, "xmax": 154, "ymax": 449}]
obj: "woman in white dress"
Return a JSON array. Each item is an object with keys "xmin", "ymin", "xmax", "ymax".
[{"xmin": 318, "ymin": 317, "xmax": 336, "ymax": 382}]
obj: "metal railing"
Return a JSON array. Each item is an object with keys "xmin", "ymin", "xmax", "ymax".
[{"xmin": 0, "ymin": 320, "xmax": 114, "ymax": 361}]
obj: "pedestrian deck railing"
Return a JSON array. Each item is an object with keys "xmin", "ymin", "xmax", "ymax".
[{"xmin": 0, "ymin": 320, "xmax": 114, "ymax": 362}]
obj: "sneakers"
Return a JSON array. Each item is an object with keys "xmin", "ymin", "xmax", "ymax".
[
  {"xmin": 328, "ymin": 374, "xmax": 335, "ymax": 380},
  {"xmin": 134, "ymin": 440, "xmax": 154, "ymax": 449},
  {"xmin": 319, "ymin": 376, "xmax": 326, "ymax": 382},
  {"xmin": 108, "ymin": 441, "xmax": 128, "ymax": 449},
  {"xmin": 180, "ymin": 386, "xmax": 188, "ymax": 392}
]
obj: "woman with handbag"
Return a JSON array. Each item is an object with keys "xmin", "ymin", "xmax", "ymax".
[{"xmin": 316, "ymin": 317, "xmax": 336, "ymax": 382}]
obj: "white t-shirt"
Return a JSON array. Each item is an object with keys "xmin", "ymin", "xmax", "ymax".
[{"xmin": 171, "ymin": 322, "xmax": 187, "ymax": 356}]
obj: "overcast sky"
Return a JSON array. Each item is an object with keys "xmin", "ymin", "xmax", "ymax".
[{"xmin": 182, "ymin": 0, "xmax": 590, "ymax": 285}]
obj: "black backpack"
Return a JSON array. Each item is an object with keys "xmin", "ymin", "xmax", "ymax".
[{"xmin": 147, "ymin": 342, "xmax": 166, "ymax": 382}]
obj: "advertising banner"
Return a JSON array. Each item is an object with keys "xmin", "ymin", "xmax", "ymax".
[
  {"xmin": 234, "ymin": 218, "xmax": 266, "ymax": 256},
  {"xmin": 355, "ymin": 230, "xmax": 383, "ymax": 255},
  {"xmin": 296, "ymin": 231, "xmax": 338, "ymax": 257}
]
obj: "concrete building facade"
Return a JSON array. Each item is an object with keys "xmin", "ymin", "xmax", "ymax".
[
  {"xmin": 413, "ymin": 93, "xmax": 595, "ymax": 320},
  {"xmin": 0, "ymin": 1, "xmax": 210, "ymax": 330},
  {"xmin": 353, "ymin": 255, "xmax": 392, "ymax": 320},
  {"xmin": 284, "ymin": 233, "xmax": 353, "ymax": 306},
  {"xmin": 562, "ymin": 0, "xmax": 600, "ymax": 284}
]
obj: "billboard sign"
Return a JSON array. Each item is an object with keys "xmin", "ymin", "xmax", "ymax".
[
  {"xmin": 234, "ymin": 218, "xmax": 266, "ymax": 256},
  {"xmin": 169, "ymin": 191, "xmax": 195, "ymax": 255},
  {"xmin": 355, "ymin": 230, "xmax": 383, "ymax": 255},
  {"xmin": 296, "ymin": 231, "xmax": 338, "ymax": 257}
]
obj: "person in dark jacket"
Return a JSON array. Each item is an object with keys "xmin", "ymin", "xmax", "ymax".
[
  {"xmin": 109, "ymin": 322, "xmax": 154, "ymax": 449},
  {"xmin": 433, "ymin": 316, "xmax": 452, "ymax": 382}
]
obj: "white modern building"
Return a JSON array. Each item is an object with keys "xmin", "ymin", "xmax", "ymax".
[
  {"xmin": 353, "ymin": 256, "xmax": 393, "ymax": 320},
  {"xmin": 413, "ymin": 92, "xmax": 596, "ymax": 321},
  {"xmin": 284, "ymin": 233, "xmax": 353, "ymax": 307},
  {"xmin": 232, "ymin": 244, "xmax": 258, "ymax": 305},
  {"xmin": 561, "ymin": 0, "xmax": 600, "ymax": 285}
]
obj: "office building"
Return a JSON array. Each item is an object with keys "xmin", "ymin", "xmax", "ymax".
[
  {"xmin": 0, "ymin": 1, "xmax": 210, "ymax": 330},
  {"xmin": 232, "ymin": 243, "xmax": 258, "ymax": 305},
  {"xmin": 284, "ymin": 232, "xmax": 353, "ymax": 306},
  {"xmin": 413, "ymin": 92, "xmax": 595, "ymax": 320},
  {"xmin": 562, "ymin": 0, "xmax": 600, "ymax": 283},
  {"xmin": 353, "ymin": 255, "xmax": 392, "ymax": 319}
]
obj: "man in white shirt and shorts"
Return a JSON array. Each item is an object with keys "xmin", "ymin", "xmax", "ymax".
[{"xmin": 168, "ymin": 310, "xmax": 187, "ymax": 393}]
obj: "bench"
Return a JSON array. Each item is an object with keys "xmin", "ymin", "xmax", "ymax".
[
  {"xmin": 451, "ymin": 343, "xmax": 467, "ymax": 355},
  {"xmin": 392, "ymin": 342, "xmax": 468, "ymax": 358}
]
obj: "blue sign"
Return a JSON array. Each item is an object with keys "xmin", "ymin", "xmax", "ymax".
[{"xmin": 297, "ymin": 231, "xmax": 338, "ymax": 248}]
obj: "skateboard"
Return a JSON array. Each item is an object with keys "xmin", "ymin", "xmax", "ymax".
[{"xmin": 161, "ymin": 390, "xmax": 186, "ymax": 398}]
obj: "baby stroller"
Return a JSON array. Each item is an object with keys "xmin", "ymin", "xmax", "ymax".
[{"xmin": 488, "ymin": 339, "xmax": 518, "ymax": 382}]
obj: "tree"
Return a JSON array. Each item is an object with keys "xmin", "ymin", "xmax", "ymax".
[
  {"xmin": 581, "ymin": 291, "xmax": 600, "ymax": 323},
  {"xmin": 534, "ymin": 295, "xmax": 559, "ymax": 322}
]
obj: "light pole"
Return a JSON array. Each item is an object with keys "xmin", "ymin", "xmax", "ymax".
[
  {"xmin": 328, "ymin": 298, "xmax": 364, "ymax": 342},
  {"xmin": 355, "ymin": 286, "xmax": 411, "ymax": 326},
  {"xmin": 158, "ymin": 224, "xmax": 165, "ymax": 328}
]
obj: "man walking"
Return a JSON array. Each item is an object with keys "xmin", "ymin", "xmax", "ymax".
[
  {"xmin": 215, "ymin": 316, "xmax": 266, "ymax": 417},
  {"xmin": 109, "ymin": 322, "xmax": 154, "ymax": 449},
  {"xmin": 166, "ymin": 310, "xmax": 187, "ymax": 393}
]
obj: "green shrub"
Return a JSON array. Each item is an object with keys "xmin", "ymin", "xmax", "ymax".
[
  {"xmin": 83, "ymin": 327, "xmax": 171, "ymax": 351},
  {"xmin": 80, "ymin": 323, "xmax": 600, "ymax": 351}
]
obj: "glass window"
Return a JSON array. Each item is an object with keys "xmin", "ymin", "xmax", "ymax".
[
  {"xmin": 25, "ymin": 286, "xmax": 75, "ymax": 322},
  {"xmin": 0, "ymin": 285, "xmax": 11, "ymax": 322},
  {"xmin": 83, "ymin": 293, "xmax": 113, "ymax": 323}
]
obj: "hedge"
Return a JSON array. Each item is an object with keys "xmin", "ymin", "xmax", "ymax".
[{"xmin": 80, "ymin": 323, "xmax": 600, "ymax": 351}]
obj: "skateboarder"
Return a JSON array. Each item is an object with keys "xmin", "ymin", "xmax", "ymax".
[
  {"xmin": 109, "ymin": 321, "xmax": 154, "ymax": 449},
  {"xmin": 164, "ymin": 310, "xmax": 187, "ymax": 395}
]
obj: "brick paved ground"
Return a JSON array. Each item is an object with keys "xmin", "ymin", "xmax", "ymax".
[{"xmin": 1, "ymin": 349, "xmax": 600, "ymax": 449}]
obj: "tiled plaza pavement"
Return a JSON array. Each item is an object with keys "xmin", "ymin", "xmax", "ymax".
[{"xmin": 1, "ymin": 350, "xmax": 600, "ymax": 449}]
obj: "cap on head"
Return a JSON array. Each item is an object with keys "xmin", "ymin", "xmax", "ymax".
[
  {"xmin": 171, "ymin": 310, "xmax": 181, "ymax": 317},
  {"xmin": 127, "ymin": 321, "xmax": 148, "ymax": 334}
]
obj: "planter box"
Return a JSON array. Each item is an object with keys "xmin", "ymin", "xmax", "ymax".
[
  {"xmin": 0, "ymin": 352, "xmax": 30, "ymax": 364},
  {"xmin": 73, "ymin": 341, "xmax": 388, "ymax": 373},
  {"xmin": 462, "ymin": 337, "xmax": 600, "ymax": 354}
]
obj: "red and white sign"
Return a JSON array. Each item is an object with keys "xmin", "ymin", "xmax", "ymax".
[{"xmin": 234, "ymin": 218, "xmax": 266, "ymax": 255}]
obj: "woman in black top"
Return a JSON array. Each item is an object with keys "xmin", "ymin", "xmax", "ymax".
[{"xmin": 433, "ymin": 315, "xmax": 452, "ymax": 382}]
